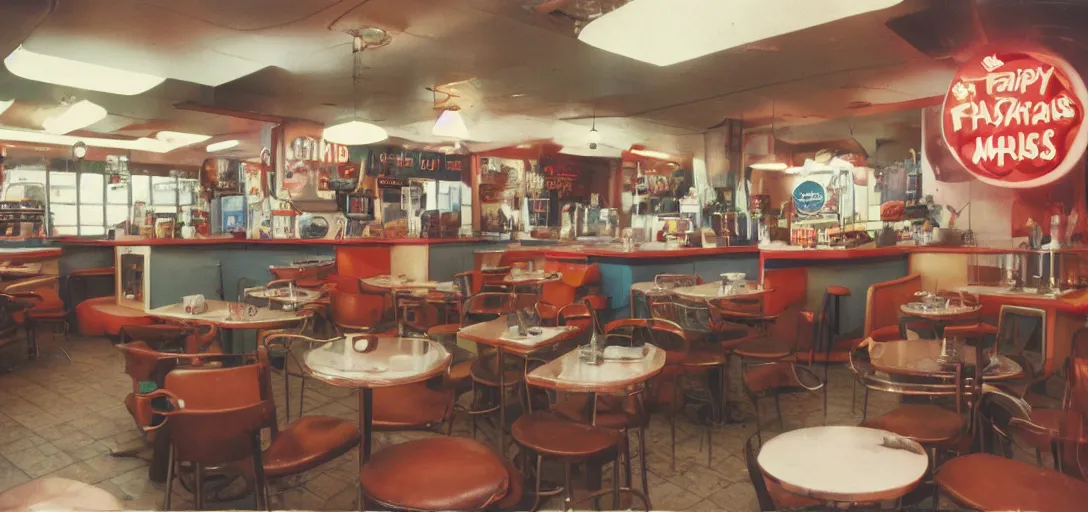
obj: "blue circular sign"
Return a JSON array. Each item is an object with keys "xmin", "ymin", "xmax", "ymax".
[{"xmin": 792, "ymin": 180, "xmax": 826, "ymax": 216}]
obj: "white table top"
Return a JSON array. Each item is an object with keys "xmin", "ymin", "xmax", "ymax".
[
  {"xmin": 457, "ymin": 316, "xmax": 582, "ymax": 354},
  {"xmin": 758, "ymin": 426, "xmax": 928, "ymax": 503},
  {"xmin": 360, "ymin": 275, "xmax": 439, "ymax": 290},
  {"xmin": 246, "ymin": 287, "xmax": 324, "ymax": 304},
  {"xmin": 503, "ymin": 270, "xmax": 562, "ymax": 285},
  {"xmin": 900, "ymin": 302, "xmax": 982, "ymax": 318},
  {"xmin": 302, "ymin": 335, "xmax": 451, "ymax": 388},
  {"xmin": 671, "ymin": 281, "xmax": 767, "ymax": 300},
  {"xmin": 146, "ymin": 300, "xmax": 308, "ymax": 329},
  {"xmin": 0, "ymin": 262, "xmax": 42, "ymax": 276},
  {"xmin": 525, "ymin": 344, "xmax": 666, "ymax": 393}
]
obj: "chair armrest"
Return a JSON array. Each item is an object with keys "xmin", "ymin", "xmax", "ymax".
[{"xmin": 131, "ymin": 389, "xmax": 186, "ymax": 431}]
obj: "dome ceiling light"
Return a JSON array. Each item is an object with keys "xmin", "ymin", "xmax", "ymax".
[{"xmin": 323, "ymin": 28, "xmax": 390, "ymax": 146}]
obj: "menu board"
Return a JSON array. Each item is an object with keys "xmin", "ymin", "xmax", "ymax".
[
  {"xmin": 538, "ymin": 155, "xmax": 610, "ymax": 200},
  {"xmin": 354, "ymin": 146, "xmax": 467, "ymax": 182}
]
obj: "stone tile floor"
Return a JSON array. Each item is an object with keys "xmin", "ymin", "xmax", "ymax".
[{"xmin": 0, "ymin": 335, "xmax": 1045, "ymax": 510}]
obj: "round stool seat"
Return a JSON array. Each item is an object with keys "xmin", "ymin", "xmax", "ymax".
[
  {"xmin": 680, "ymin": 348, "xmax": 728, "ymax": 368},
  {"xmin": 826, "ymin": 286, "xmax": 851, "ymax": 297},
  {"xmin": 448, "ymin": 358, "xmax": 475, "ymax": 387},
  {"xmin": 360, "ymin": 437, "xmax": 511, "ymax": 511},
  {"xmin": 733, "ymin": 337, "xmax": 793, "ymax": 360},
  {"xmin": 511, "ymin": 411, "xmax": 623, "ymax": 460},
  {"xmin": 861, "ymin": 404, "xmax": 962, "ymax": 446},
  {"xmin": 427, "ymin": 323, "xmax": 461, "ymax": 338},
  {"xmin": 937, "ymin": 453, "xmax": 1088, "ymax": 511}
]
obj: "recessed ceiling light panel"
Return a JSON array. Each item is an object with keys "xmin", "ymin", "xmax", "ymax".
[
  {"xmin": 4, "ymin": 46, "xmax": 165, "ymax": 95},
  {"xmin": 579, "ymin": 0, "xmax": 903, "ymax": 66},
  {"xmin": 207, "ymin": 140, "xmax": 240, "ymax": 152},
  {"xmin": 155, "ymin": 131, "xmax": 210, "ymax": 147},
  {"xmin": 42, "ymin": 100, "xmax": 107, "ymax": 134}
]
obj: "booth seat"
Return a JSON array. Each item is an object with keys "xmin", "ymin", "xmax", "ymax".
[
  {"xmin": 761, "ymin": 267, "xmax": 808, "ymax": 345},
  {"xmin": 864, "ymin": 274, "xmax": 924, "ymax": 342},
  {"xmin": 326, "ymin": 274, "xmax": 385, "ymax": 332},
  {"xmin": 536, "ymin": 259, "xmax": 607, "ymax": 323},
  {"xmin": 76, "ymin": 297, "xmax": 155, "ymax": 337}
]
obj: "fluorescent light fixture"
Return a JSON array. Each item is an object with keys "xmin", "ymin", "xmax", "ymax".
[
  {"xmin": 207, "ymin": 139, "xmax": 240, "ymax": 152},
  {"xmin": 630, "ymin": 148, "xmax": 673, "ymax": 160},
  {"xmin": 155, "ymin": 131, "xmax": 210, "ymax": 147},
  {"xmin": 323, "ymin": 120, "xmax": 388, "ymax": 146},
  {"xmin": 42, "ymin": 100, "xmax": 107, "ymax": 134},
  {"xmin": 432, "ymin": 109, "xmax": 469, "ymax": 139},
  {"xmin": 579, "ymin": 0, "xmax": 903, "ymax": 66},
  {"xmin": 0, "ymin": 99, "xmax": 11, "ymax": 117},
  {"xmin": 0, "ymin": 128, "xmax": 177, "ymax": 153},
  {"xmin": 4, "ymin": 45, "xmax": 165, "ymax": 95}
]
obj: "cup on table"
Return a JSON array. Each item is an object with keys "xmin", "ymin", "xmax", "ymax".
[{"xmin": 228, "ymin": 302, "xmax": 258, "ymax": 321}]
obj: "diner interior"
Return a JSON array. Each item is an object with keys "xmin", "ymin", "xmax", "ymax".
[{"xmin": 3, "ymin": 0, "xmax": 1088, "ymax": 511}]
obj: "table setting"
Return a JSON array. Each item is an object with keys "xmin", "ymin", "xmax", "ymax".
[
  {"xmin": 867, "ymin": 339, "xmax": 1022, "ymax": 381},
  {"xmin": 757, "ymin": 425, "xmax": 929, "ymax": 504},
  {"xmin": 671, "ymin": 272, "xmax": 768, "ymax": 301}
]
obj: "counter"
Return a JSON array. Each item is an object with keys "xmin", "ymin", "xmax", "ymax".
[{"xmin": 540, "ymin": 244, "xmax": 761, "ymax": 319}]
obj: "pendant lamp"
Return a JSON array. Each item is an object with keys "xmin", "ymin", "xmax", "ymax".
[{"xmin": 324, "ymin": 31, "xmax": 388, "ymax": 146}]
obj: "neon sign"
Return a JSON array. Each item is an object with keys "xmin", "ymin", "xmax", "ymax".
[
  {"xmin": 941, "ymin": 48, "xmax": 1088, "ymax": 189},
  {"xmin": 792, "ymin": 180, "xmax": 826, "ymax": 216}
]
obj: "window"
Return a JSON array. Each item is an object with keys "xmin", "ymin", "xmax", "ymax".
[{"xmin": 2, "ymin": 163, "xmax": 191, "ymax": 236}]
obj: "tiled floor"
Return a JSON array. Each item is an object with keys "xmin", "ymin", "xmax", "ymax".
[{"xmin": 0, "ymin": 334, "xmax": 1031, "ymax": 510}]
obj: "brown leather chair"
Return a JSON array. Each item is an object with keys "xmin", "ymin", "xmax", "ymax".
[
  {"xmin": 4, "ymin": 276, "xmax": 69, "ymax": 360},
  {"xmin": 112, "ymin": 336, "xmax": 229, "ymax": 464},
  {"xmin": 0, "ymin": 292, "xmax": 37, "ymax": 368},
  {"xmin": 460, "ymin": 292, "xmax": 529, "ymax": 440},
  {"xmin": 936, "ymin": 453, "xmax": 1088, "ymax": 511},
  {"xmin": 511, "ymin": 408, "xmax": 625, "ymax": 511},
  {"xmin": 858, "ymin": 346, "xmax": 983, "ymax": 506},
  {"xmin": 863, "ymin": 274, "xmax": 924, "ymax": 342},
  {"xmin": 598, "ymin": 316, "xmax": 689, "ymax": 481},
  {"xmin": 986, "ymin": 356, "xmax": 1088, "ymax": 475},
  {"xmin": 137, "ymin": 349, "xmax": 360, "ymax": 510},
  {"xmin": 359, "ymin": 436, "xmax": 522, "ymax": 511}
]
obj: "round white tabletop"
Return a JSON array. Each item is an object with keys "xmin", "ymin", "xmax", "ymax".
[
  {"xmin": 757, "ymin": 426, "xmax": 928, "ymax": 503},
  {"xmin": 246, "ymin": 287, "xmax": 324, "ymax": 305},
  {"xmin": 303, "ymin": 335, "xmax": 451, "ymax": 389},
  {"xmin": 671, "ymin": 281, "xmax": 768, "ymax": 301},
  {"xmin": 503, "ymin": 270, "xmax": 562, "ymax": 285},
  {"xmin": 360, "ymin": 275, "xmax": 440, "ymax": 291}
]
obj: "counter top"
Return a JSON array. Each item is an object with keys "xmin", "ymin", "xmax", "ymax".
[
  {"xmin": 545, "ymin": 244, "xmax": 759, "ymax": 260},
  {"xmin": 52, "ymin": 237, "xmax": 493, "ymax": 247},
  {"xmin": 0, "ymin": 248, "xmax": 62, "ymax": 260}
]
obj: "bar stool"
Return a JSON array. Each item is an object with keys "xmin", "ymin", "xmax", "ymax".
[{"xmin": 814, "ymin": 285, "xmax": 851, "ymax": 417}]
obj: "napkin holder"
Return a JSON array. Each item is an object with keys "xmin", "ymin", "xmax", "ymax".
[{"xmin": 182, "ymin": 294, "xmax": 207, "ymax": 315}]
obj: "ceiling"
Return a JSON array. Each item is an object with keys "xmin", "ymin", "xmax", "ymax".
[{"xmin": 0, "ymin": 0, "xmax": 1084, "ymax": 162}]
